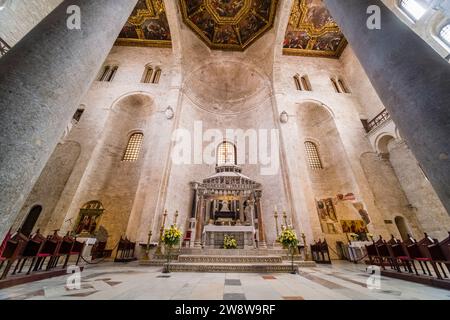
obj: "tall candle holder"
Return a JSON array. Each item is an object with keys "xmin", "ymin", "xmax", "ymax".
[
  {"xmin": 282, "ymin": 211, "xmax": 288, "ymax": 228},
  {"xmin": 174, "ymin": 210, "xmax": 179, "ymax": 225},
  {"xmin": 142, "ymin": 230, "xmax": 152, "ymax": 260},
  {"xmin": 155, "ymin": 209, "xmax": 168, "ymax": 255},
  {"xmin": 274, "ymin": 210, "xmax": 280, "ymax": 237}
]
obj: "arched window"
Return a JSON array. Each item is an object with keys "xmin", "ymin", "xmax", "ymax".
[
  {"xmin": 21, "ymin": 205, "xmax": 43, "ymax": 236},
  {"xmin": 98, "ymin": 65, "xmax": 118, "ymax": 82},
  {"xmin": 330, "ymin": 77, "xmax": 340, "ymax": 93},
  {"xmin": 338, "ymin": 78, "xmax": 350, "ymax": 93},
  {"xmin": 294, "ymin": 75, "xmax": 301, "ymax": 90},
  {"xmin": 439, "ymin": 24, "xmax": 450, "ymax": 46},
  {"xmin": 301, "ymin": 75, "xmax": 312, "ymax": 91},
  {"xmin": 152, "ymin": 68, "xmax": 162, "ymax": 84},
  {"xmin": 304, "ymin": 141, "xmax": 323, "ymax": 170},
  {"xmin": 217, "ymin": 141, "xmax": 236, "ymax": 166},
  {"xmin": 122, "ymin": 133, "xmax": 144, "ymax": 162},
  {"xmin": 142, "ymin": 65, "xmax": 154, "ymax": 83},
  {"xmin": 399, "ymin": 0, "xmax": 427, "ymax": 21}
]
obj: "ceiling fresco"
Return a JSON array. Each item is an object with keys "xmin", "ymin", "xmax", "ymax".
[
  {"xmin": 283, "ymin": 0, "xmax": 347, "ymax": 58},
  {"xmin": 179, "ymin": 0, "xmax": 279, "ymax": 51},
  {"xmin": 116, "ymin": 0, "xmax": 172, "ymax": 48}
]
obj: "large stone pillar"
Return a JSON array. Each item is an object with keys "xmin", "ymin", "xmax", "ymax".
[
  {"xmin": 0, "ymin": 0, "xmax": 138, "ymax": 239},
  {"xmin": 324, "ymin": 0, "xmax": 450, "ymax": 214}
]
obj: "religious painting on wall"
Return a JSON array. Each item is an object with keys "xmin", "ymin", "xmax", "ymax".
[
  {"xmin": 340, "ymin": 220, "xmax": 368, "ymax": 234},
  {"xmin": 74, "ymin": 201, "xmax": 104, "ymax": 236},
  {"xmin": 316, "ymin": 198, "xmax": 339, "ymax": 234}
]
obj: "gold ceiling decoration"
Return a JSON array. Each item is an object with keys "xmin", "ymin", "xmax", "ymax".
[
  {"xmin": 179, "ymin": 0, "xmax": 279, "ymax": 51},
  {"xmin": 116, "ymin": 0, "xmax": 172, "ymax": 48},
  {"xmin": 283, "ymin": 0, "xmax": 347, "ymax": 58}
]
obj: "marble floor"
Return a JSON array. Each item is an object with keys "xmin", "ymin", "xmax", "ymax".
[{"xmin": 0, "ymin": 261, "xmax": 449, "ymax": 300}]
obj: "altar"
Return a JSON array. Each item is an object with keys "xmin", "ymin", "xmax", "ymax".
[
  {"xmin": 203, "ymin": 225, "xmax": 255, "ymax": 249},
  {"xmin": 187, "ymin": 164, "xmax": 267, "ymax": 249}
]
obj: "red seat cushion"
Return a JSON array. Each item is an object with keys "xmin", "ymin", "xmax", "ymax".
[
  {"xmin": 415, "ymin": 257, "xmax": 431, "ymax": 261},
  {"xmin": 70, "ymin": 251, "xmax": 80, "ymax": 255},
  {"xmin": 398, "ymin": 256, "xmax": 410, "ymax": 260},
  {"xmin": 37, "ymin": 253, "xmax": 51, "ymax": 257},
  {"xmin": 0, "ymin": 257, "xmax": 6, "ymax": 261}
]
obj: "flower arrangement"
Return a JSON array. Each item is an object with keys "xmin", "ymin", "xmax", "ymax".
[
  {"xmin": 348, "ymin": 233, "xmax": 359, "ymax": 241},
  {"xmin": 162, "ymin": 225, "xmax": 182, "ymax": 247},
  {"xmin": 367, "ymin": 233, "xmax": 374, "ymax": 241},
  {"xmin": 278, "ymin": 227, "xmax": 299, "ymax": 274},
  {"xmin": 161, "ymin": 225, "xmax": 182, "ymax": 273},
  {"xmin": 223, "ymin": 235, "xmax": 238, "ymax": 249}
]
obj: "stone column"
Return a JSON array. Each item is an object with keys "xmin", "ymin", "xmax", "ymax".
[
  {"xmin": 0, "ymin": 0, "xmax": 138, "ymax": 239},
  {"xmin": 256, "ymin": 194, "xmax": 267, "ymax": 248},
  {"xmin": 324, "ymin": 0, "xmax": 450, "ymax": 214},
  {"xmin": 194, "ymin": 195, "xmax": 204, "ymax": 248}
]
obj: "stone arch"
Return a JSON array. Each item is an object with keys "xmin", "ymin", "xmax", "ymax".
[
  {"xmin": 21, "ymin": 204, "xmax": 43, "ymax": 236},
  {"xmin": 375, "ymin": 133, "xmax": 395, "ymax": 155}
]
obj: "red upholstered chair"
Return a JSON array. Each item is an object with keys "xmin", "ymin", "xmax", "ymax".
[
  {"xmin": 0, "ymin": 231, "xmax": 28, "ymax": 280},
  {"xmin": 14, "ymin": 230, "xmax": 46, "ymax": 275},
  {"xmin": 63, "ymin": 238, "xmax": 84, "ymax": 268}
]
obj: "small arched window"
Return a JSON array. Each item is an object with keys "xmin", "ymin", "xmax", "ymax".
[
  {"xmin": 338, "ymin": 78, "xmax": 350, "ymax": 93},
  {"xmin": 399, "ymin": 0, "xmax": 427, "ymax": 21},
  {"xmin": 98, "ymin": 65, "xmax": 118, "ymax": 82},
  {"xmin": 294, "ymin": 75, "xmax": 301, "ymax": 90},
  {"xmin": 217, "ymin": 141, "xmax": 236, "ymax": 166},
  {"xmin": 122, "ymin": 133, "xmax": 144, "ymax": 162},
  {"xmin": 304, "ymin": 141, "xmax": 323, "ymax": 170},
  {"xmin": 152, "ymin": 68, "xmax": 162, "ymax": 84},
  {"xmin": 142, "ymin": 65, "xmax": 154, "ymax": 83},
  {"xmin": 301, "ymin": 75, "xmax": 312, "ymax": 91},
  {"xmin": 330, "ymin": 77, "xmax": 340, "ymax": 93},
  {"xmin": 439, "ymin": 24, "xmax": 450, "ymax": 46}
]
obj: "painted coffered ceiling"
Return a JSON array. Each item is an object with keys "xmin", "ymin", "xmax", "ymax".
[
  {"xmin": 179, "ymin": 0, "xmax": 279, "ymax": 51},
  {"xmin": 283, "ymin": 0, "xmax": 347, "ymax": 58},
  {"xmin": 116, "ymin": 0, "xmax": 172, "ymax": 48}
]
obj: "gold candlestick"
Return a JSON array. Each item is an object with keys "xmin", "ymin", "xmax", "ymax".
[
  {"xmin": 174, "ymin": 210, "xmax": 179, "ymax": 225},
  {"xmin": 282, "ymin": 211, "xmax": 288, "ymax": 228},
  {"xmin": 274, "ymin": 210, "xmax": 279, "ymax": 237},
  {"xmin": 301, "ymin": 232, "xmax": 309, "ymax": 261},
  {"xmin": 156, "ymin": 209, "xmax": 168, "ymax": 255},
  {"xmin": 142, "ymin": 230, "xmax": 152, "ymax": 260}
]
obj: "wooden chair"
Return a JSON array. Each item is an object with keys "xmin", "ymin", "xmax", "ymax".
[
  {"xmin": 14, "ymin": 230, "xmax": 46, "ymax": 275},
  {"xmin": 427, "ymin": 232, "xmax": 450, "ymax": 279},
  {"xmin": 47, "ymin": 232, "xmax": 74, "ymax": 269},
  {"xmin": 32, "ymin": 231, "xmax": 62, "ymax": 272},
  {"xmin": 0, "ymin": 231, "xmax": 28, "ymax": 280},
  {"xmin": 375, "ymin": 237, "xmax": 398, "ymax": 271},
  {"xmin": 62, "ymin": 238, "xmax": 84, "ymax": 268}
]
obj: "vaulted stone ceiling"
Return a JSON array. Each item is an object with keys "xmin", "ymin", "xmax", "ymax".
[
  {"xmin": 116, "ymin": 0, "xmax": 172, "ymax": 48},
  {"xmin": 283, "ymin": 0, "xmax": 347, "ymax": 58},
  {"xmin": 179, "ymin": 0, "xmax": 279, "ymax": 51}
]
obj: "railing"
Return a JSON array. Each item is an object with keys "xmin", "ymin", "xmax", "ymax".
[
  {"xmin": 363, "ymin": 109, "xmax": 391, "ymax": 133},
  {"xmin": 0, "ymin": 37, "xmax": 10, "ymax": 57}
]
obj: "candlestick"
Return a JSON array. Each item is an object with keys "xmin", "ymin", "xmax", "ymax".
[
  {"xmin": 156, "ymin": 209, "xmax": 168, "ymax": 255},
  {"xmin": 282, "ymin": 211, "xmax": 288, "ymax": 228},
  {"xmin": 174, "ymin": 210, "xmax": 179, "ymax": 225},
  {"xmin": 274, "ymin": 210, "xmax": 279, "ymax": 237}
]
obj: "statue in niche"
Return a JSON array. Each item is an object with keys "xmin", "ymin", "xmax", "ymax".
[{"xmin": 220, "ymin": 200, "xmax": 230, "ymax": 212}]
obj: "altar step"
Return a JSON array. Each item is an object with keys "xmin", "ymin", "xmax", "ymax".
[
  {"xmin": 177, "ymin": 255, "xmax": 283, "ymax": 264},
  {"xmin": 140, "ymin": 261, "xmax": 316, "ymax": 273}
]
